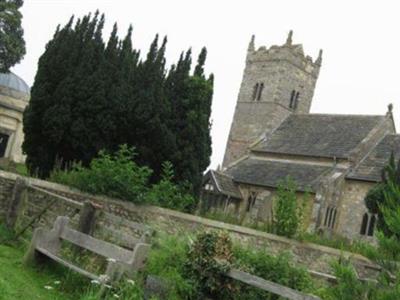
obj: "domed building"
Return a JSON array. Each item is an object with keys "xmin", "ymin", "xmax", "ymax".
[{"xmin": 0, "ymin": 72, "xmax": 30, "ymax": 163}]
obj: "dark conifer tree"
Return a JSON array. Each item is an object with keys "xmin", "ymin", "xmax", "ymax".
[{"xmin": 24, "ymin": 12, "xmax": 214, "ymax": 196}]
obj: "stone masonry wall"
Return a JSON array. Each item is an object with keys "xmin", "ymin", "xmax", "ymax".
[
  {"xmin": 0, "ymin": 170, "xmax": 379, "ymax": 279},
  {"xmin": 0, "ymin": 176, "xmax": 15, "ymax": 219},
  {"xmin": 336, "ymin": 180, "xmax": 375, "ymax": 241}
]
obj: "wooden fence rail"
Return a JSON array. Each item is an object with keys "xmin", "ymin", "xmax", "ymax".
[{"xmin": 227, "ymin": 269, "xmax": 321, "ymax": 300}]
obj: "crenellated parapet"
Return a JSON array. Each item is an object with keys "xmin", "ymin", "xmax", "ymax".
[{"xmin": 246, "ymin": 31, "xmax": 322, "ymax": 78}]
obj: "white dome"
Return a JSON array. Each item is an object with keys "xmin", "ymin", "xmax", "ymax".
[{"xmin": 0, "ymin": 72, "xmax": 30, "ymax": 100}]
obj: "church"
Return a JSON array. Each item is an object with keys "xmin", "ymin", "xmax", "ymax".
[{"xmin": 200, "ymin": 31, "xmax": 400, "ymax": 241}]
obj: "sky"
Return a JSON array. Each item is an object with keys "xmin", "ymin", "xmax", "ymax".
[{"xmin": 13, "ymin": 0, "xmax": 400, "ymax": 169}]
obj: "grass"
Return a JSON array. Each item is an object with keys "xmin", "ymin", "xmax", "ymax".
[
  {"xmin": 0, "ymin": 244, "xmax": 74, "ymax": 300},
  {"xmin": 0, "ymin": 222, "xmax": 144, "ymax": 300},
  {"xmin": 299, "ymin": 232, "xmax": 379, "ymax": 260}
]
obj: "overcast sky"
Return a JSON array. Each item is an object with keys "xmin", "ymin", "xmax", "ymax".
[{"xmin": 13, "ymin": 0, "xmax": 400, "ymax": 169}]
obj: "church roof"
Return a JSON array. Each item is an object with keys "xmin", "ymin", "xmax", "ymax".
[
  {"xmin": 252, "ymin": 114, "xmax": 384, "ymax": 159},
  {"xmin": 226, "ymin": 157, "xmax": 333, "ymax": 192},
  {"xmin": 347, "ymin": 134, "xmax": 400, "ymax": 182},
  {"xmin": 203, "ymin": 170, "xmax": 241, "ymax": 198},
  {"xmin": 210, "ymin": 170, "xmax": 241, "ymax": 198}
]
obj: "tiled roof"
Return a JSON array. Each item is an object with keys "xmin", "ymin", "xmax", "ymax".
[
  {"xmin": 347, "ymin": 134, "xmax": 400, "ymax": 182},
  {"xmin": 252, "ymin": 114, "xmax": 384, "ymax": 159},
  {"xmin": 210, "ymin": 170, "xmax": 241, "ymax": 198},
  {"xmin": 226, "ymin": 157, "xmax": 333, "ymax": 192}
]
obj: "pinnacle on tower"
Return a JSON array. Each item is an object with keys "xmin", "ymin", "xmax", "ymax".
[
  {"xmin": 286, "ymin": 30, "xmax": 293, "ymax": 46},
  {"xmin": 248, "ymin": 35, "xmax": 255, "ymax": 51},
  {"xmin": 388, "ymin": 103, "xmax": 393, "ymax": 113},
  {"xmin": 316, "ymin": 49, "xmax": 323, "ymax": 65}
]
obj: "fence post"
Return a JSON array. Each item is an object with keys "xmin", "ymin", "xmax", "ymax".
[
  {"xmin": 6, "ymin": 177, "xmax": 28, "ymax": 229},
  {"xmin": 77, "ymin": 201, "xmax": 96, "ymax": 235}
]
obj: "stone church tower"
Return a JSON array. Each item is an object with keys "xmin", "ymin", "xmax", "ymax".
[{"xmin": 222, "ymin": 31, "xmax": 323, "ymax": 167}]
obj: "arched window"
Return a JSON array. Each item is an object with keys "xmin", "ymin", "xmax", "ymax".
[
  {"xmin": 324, "ymin": 206, "xmax": 337, "ymax": 229},
  {"xmin": 252, "ymin": 83, "xmax": 259, "ymax": 101},
  {"xmin": 294, "ymin": 92, "xmax": 300, "ymax": 109},
  {"xmin": 289, "ymin": 90, "xmax": 300, "ymax": 110},
  {"xmin": 368, "ymin": 215, "xmax": 376, "ymax": 236},
  {"xmin": 289, "ymin": 90, "xmax": 296, "ymax": 108},
  {"xmin": 256, "ymin": 83, "xmax": 264, "ymax": 101},
  {"xmin": 330, "ymin": 208, "xmax": 337, "ymax": 229},
  {"xmin": 360, "ymin": 213, "xmax": 377, "ymax": 236},
  {"xmin": 246, "ymin": 192, "xmax": 257, "ymax": 212},
  {"xmin": 360, "ymin": 213, "xmax": 368, "ymax": 235},
  {"xmin": 324, "ymin": 207, "xmax": 330, "ymax": 226}
]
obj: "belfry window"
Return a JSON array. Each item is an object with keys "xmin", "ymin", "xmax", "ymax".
[
  {"xmin": 289, "ymin": 90, "xmax": 300, "ymax": 110},
  {"xmin": 252, "ymin": 82, "xmax": 264, "ymax": 101},
  {"xmin": 252, "ymin": 83, "xmax": 259, "ymax": 101},
  {"xmin": 324, "ymin": 206, "xmax": 337, "ymax": 229},
  {"xmin": 360, "ymin": 213, "xmax": 377, "ymax": 236},
  {"xmin": 256, "ymin": 83, "xmax": 264, "ymax": 101}
]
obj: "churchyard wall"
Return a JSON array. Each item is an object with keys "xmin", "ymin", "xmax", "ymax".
[{"xmin": 0, "ymin": 170, "xmax": 379, "ymax": 279}]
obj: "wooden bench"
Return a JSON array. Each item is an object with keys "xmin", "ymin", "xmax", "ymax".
[{"xmin": 24, "ymin": 216, "xmax": 151, "ymax": 283}]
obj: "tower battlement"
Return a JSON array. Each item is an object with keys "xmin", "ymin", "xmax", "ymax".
[{"xmin": 247, "ymin": 31, "xmax": 322, "ymax": 78}]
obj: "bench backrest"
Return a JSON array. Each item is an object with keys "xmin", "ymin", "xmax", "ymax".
[{"xmin": 49, "ymin": 216, "xmax": 146, "ymax": 264}]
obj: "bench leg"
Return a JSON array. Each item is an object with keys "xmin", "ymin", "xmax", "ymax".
[
  {"xmin": 23, "ymin": 228, "xmax": 43, "ymax": 266},
  {"xmin": 105, "ymin": 260, "xmax": 124, "ymax": 283}
]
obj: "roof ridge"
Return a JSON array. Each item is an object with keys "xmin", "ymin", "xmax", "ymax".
[{"xmin": 292, "ymin": 113, "xmax": 385, "ymax": 118}]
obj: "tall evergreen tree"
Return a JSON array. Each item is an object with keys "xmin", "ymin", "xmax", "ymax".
[
  {"xmin": 0, "ymin": 0, "xmax": 25, "ymax": 72},
  {"xmin": 24, "ymin": 12, "xmax": 214, "ymax": 197}
]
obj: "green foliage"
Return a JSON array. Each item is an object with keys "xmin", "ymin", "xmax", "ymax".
[
  {"xmin": 0, "ymin": 0, "xmax": 25, "ymax": 72},
  {"xmin": 145, "ymin": 234, "xmax": 194, "ymax": 299},
  {"xmin": 184, "ymin": 231, "xmax": 234, "ymax": 299},
  {"xmin": 325, "ymin": 260, "xmax": 370, "ymax": 300},
  {"xmin": 147, "ymin": 161, "xmax": 195, "ymax": 211},
  {"xmin": 80, "ymin": 278, "xmax": 144, "ymax": 300},
  {"xmin": 365, "ymin": 152, "xmax": 400, "ymax": 236},
  {"xmin": 50, "ymin": 145, "xmax": 152, "ymax": 204},
  {"xmin": 23, "ymin": 12, "xmax": 213, "ymax": 196},
  {"xmin": 299, "ymin": 232, "xmax": 379, "ymax": 261},
  {"xmin": 50, "ymin": 145, "xmax": 195, "ymax": 211},
  {"xmin": 330, "ymin": 155, "xmax": 400, "ymax": 300},
  {"xmin": 274, "ymin": 177, "xmax": 301, "ymax": 238},
  {"xmin": 0, "ymin": 222, "xmax": 15, "ymax": 244},
  {"xmin": 183, "ymin": 231, "xmax": 315, "ymax": 300},
  {"xmin": 233, "ymin": 246, "xmax": 313, "ymax": 300}
]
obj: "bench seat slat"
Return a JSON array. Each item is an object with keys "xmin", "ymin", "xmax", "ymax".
[
  {"xmin": 36, "ymin": 247, "xmax": 99, "ymax": 281},
  {"xmin": 60, "ymin": 227, "xmax": 133, "ymax": 262}
]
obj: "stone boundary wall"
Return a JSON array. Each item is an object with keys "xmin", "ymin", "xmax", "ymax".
[{"xmin": 0, "ymin": 170, "xmax": 379, "ymax": 278}]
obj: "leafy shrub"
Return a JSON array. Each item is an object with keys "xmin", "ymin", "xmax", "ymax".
[
  {"xmin": 233, "ymin": 246, "xmax": 313, "ymax": 300},
  {"xmin": 50, "ymin": 145, "xmax": 195, "ymax": 211},
  {"xmin": 274, "ymin": 177, "xmax": 303, "ymax": 238},
  {"xmin": 324, "ymin": 260, "xmax": 370, "ymax": 300},
  {"xmin": 184, "ymin": 231, "xmax": 235, "ymax": 299},
  {"xmin": 147, "ymin": 161, "xmax": 195, "ymax": 212},
  {"xmin": 50, "ymin": 145, "xmax": 152, "ymax": 203},
  {"xmin": 145, "ymin": 234, "xmax": 194, "ymax": 299}
]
